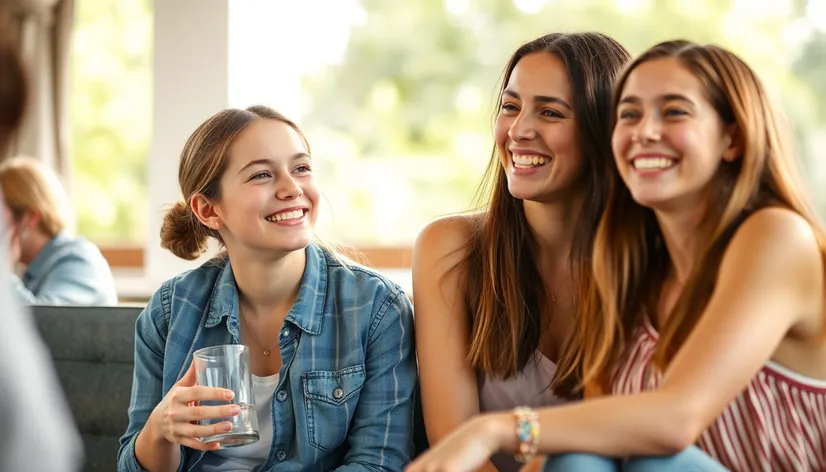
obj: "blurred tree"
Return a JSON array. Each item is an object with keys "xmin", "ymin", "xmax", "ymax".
[
  {"xmin": 302, "ymin": 0, "xmax": 826, "ymax": 245},
  {"xmin": 70, "ymin": 0, "xmax": 151, "ymax": 243}
]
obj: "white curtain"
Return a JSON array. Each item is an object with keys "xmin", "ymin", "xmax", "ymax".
[{"xmin": 6, "ymin": 0, "xmax": 73, "ymax": 189}]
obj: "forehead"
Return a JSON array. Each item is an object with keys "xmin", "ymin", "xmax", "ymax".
[
  {"xmin": 505, "ymin": 52, "xmax": 572, "ymax": 100},
  {"xmin": 620, "ymin": 57, "xmax": 704, "ymax": 102},
  {"xmin": 229, "ymin": 118, "xmax": 307, "ymax": 168}
]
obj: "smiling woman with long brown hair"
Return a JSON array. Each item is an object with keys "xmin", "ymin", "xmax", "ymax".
[{"xmin": 411, "ymin": 32, "xmax": 631, "ymax": 472}]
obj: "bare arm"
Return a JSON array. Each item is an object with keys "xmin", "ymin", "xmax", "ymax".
[
  {"xmin": 413, "ymin": 215, "xmax": 499, "ymax": 472},
  {"xmin": 480, "ymin": 208, "xmax": 825, "ymax": 456}
]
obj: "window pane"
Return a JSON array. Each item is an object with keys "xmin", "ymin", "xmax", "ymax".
[{"xmin": 70, "ymin": 0, "xmax": 152, "ymax": 244}]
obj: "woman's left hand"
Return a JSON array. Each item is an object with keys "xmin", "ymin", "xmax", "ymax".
[{"xmin": 405, "ymin": 414, "xmax": 507, "ymax": 472}]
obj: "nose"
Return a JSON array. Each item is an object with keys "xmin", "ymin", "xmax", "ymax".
[
  {"xmin": 507, "ymin": 111, "xmax": 538, "ymax": 142},
  {"xmin": 274, "ymin": 173, "xmax": 303, "ymax": 200},
  {"xmin": 633, "ymin": 113, "xmax": 662, "ymax": 143}
]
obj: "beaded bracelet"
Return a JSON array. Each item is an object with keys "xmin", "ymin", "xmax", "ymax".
[{"xmin": 513, "ymin": 406, "xmax": 540, "ymax": 463}]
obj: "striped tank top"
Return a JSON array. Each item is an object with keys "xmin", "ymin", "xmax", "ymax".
[{"xmin": 612, "ymin": 318, "xmax": 826, "ymax": 472}]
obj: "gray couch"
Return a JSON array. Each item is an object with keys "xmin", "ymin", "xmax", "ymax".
[
  {"xmin": 31, "ymin": 304, "xmax": 429, "ymax": 472},
  {"xmin": 32, "ymin": 304, "xmax": 143, "ymax": 472}
]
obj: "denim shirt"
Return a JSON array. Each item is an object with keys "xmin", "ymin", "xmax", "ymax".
[
  {"xmin": 117, "ymin": 243, "xmax": 417, "ymax": 472},
  {"xmin": 10, "ymin": 231, "xmax": 118, "ymax": 305}
]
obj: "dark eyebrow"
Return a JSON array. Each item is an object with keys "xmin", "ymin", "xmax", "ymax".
[
  {"xmin": 503, "ymin": 89, "xmax": 573, "ymax": 111},
  {"xmin": 618, "ymin": 94, "xmax": 695, "ymax": 106},
  {"xmin": 237, "ymin": 153, "xmax": 311, "ymax": 175}
]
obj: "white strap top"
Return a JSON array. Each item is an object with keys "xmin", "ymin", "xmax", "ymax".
[{"xmin": 477, "ymin": 352, "xmax": 566, "ymax": 472}]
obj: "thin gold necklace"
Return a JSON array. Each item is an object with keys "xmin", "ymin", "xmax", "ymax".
[{"xmin": 239, "ymin": 305, "xmax": 279, "ymax": 356}]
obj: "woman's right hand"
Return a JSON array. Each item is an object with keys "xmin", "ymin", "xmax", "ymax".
[{"xmin": 148, "ymin": 361, "xmax": 240, "ymax": 451}]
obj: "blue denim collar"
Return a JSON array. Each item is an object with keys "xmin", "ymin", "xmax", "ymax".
[
  {"xmin": 203, "ymin": 243, "xmax": 328, "ymax": 336},
  {"xmin": 24, "ymin": 231, "xmax": 71, "ymax": 282}
]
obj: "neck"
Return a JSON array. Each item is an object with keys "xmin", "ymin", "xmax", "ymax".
[
  {"xmin": 522, "ymin": 191, "xmax": 586, "ymax": 273},
  {"xmin": 232, "ymin": 247, "xmax": 307, "ymax": 319},
  {"xmin": 654, "ymin": 205, "xmax": 708, "ymax": 283},
  {"xmin": 20, "ymin": 230, "xmax": 53, "ymax": 266}
]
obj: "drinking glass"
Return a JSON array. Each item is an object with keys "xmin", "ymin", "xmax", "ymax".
[{"xmin": 193, "ymin": 344, "xmax": 259, "ymax": 447}]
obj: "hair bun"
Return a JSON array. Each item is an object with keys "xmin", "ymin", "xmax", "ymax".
[{"xmin": 160, "ymin": 200, "xmax": 209, "ymax": 260}]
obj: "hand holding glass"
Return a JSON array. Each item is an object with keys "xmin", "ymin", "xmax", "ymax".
[{"xmin": 193, "ymin": 344, "xmax": 260, "ymax": 448}]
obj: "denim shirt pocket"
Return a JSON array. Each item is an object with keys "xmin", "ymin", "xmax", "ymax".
[{"xmin": 302, "ymin": 364, "xmax": 366, "ymax": 452}]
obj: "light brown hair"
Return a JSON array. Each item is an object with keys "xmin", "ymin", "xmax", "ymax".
[
  {"xmin": 160, "ymin": 105, "xmax": 309, "ymax": 260},
  {"xmin": 0, "ymin": 156, "xmax": 69, "ymax": 236},
  {"xmin": 571, "ymin": 40, "xmax": 826, "ymax": 393},
  {"xmin": 457, "ymin": 33, "xmax": 631, "ymax": 398}
]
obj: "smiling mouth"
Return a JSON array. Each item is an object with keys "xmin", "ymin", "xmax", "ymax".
[
  {"xmin": 631, "ymin": 156, "xmax": 678, "ymax": 171},
  {"xmin": 512, "ymin": 154, "xmax": 551, "ymax": 169},
  {"xmin": 265, "ymin": 209, "xmax": 307, "ymax": 223}
]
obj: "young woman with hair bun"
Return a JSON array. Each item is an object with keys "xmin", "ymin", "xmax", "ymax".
[{"xmin": 118, "ymin": 105, "xmax": 417, "ymax": 472}]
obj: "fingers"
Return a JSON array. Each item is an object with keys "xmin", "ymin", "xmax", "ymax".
[
  {"xmin": 171, "ymin": 403, "xmax": 241, "ymax": 422},
  {"xmin": 173, "ymin": 421, "xmax": 234, "ymax": 443},
  {"xmin": 171, "ymin": 385, "xmax": 234, "ymax": 404},
  {"xmin": 177, "ymin": 437, "xmax": 221, "ymax": 452},
  {"xmin": 176, "ymin": 360, "xmax": 198, "ymax": 387}
]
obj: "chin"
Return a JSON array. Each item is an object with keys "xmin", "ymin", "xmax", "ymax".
[
  {"xmin": 507, "ymin": 183, "xmax": 543, "ymax": 201},
  {"xmin": 629, "ymin": 190, "xmax": 676, "ymax": 211},
  {"xmin": 276, "ymin": 234, "xmax": 313, "ymax": 253}
]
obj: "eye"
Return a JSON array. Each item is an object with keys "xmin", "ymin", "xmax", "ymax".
[
  {"xmin": 541, "ymin": 109, "xmax": 565, "ymax": 119},
  {"xmin": 250, "ymin": 171, "xmax": 271, "ymax": 180},
  {"xmin": 500, "ymin": 102, "xmax": 519, "ymax": 113},
  {"xmin": 618, "ymin": 109, "xmax": 640, "ymax": 120},
  {"xmin": 294, "ymin": 164, "xmax": 312, "ymax": 174},
  {"xmin": 664, "ymin": 107, "xmax": 688, "ymax": 117}
]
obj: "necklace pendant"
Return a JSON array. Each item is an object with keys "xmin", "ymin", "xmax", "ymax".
[{"xmin": 263, "ymin": 350, "xmax": 270, "ymax": 356}]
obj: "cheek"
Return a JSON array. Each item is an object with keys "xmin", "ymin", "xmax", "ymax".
[
  {"xmin": 611, "ymin": 128, "xmax": 632, "ymax": 171},
  {"xmin": 302, "ymin": 179, "xmax": 321, "ymax": 206},
  {"xmin": 493, "ymin": 115, "xmax": 511, "ymax": 155},
  {"xmin": 540, "ymin": 124, "xmax": 580, "ymax": 163}
]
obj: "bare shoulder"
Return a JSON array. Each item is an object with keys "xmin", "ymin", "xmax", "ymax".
[
  {"xmin": 413, "ymin": 212, "xmax": 480, "ymax": 267},
  {"xmin": 729, "ymin": 207, "xmax": 821, "ymax": 260},
  {"xmin": 723, "ymin": 207, "xmax": 824, "ymax": 315}
]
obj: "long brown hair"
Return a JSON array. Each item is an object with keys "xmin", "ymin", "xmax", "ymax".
[
  {"xmin": 460, "ymin": 33, "xmax": 630, "ymax": 397},
  {"xmin": 574, "ymin": 40, "xmax": 826, "ymax": 393},
  {"xmin": 160, "ymin": 105, "xmax": 309, "ymax": 260}
]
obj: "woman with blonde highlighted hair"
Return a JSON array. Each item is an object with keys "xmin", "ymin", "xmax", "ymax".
[
  {"xmin": 409, "ymin": 40, "xmax": 826, "ymax": 472},
  {"xmin": 0, "ymin": 155, "xmax": 117, "ymax": 305}
]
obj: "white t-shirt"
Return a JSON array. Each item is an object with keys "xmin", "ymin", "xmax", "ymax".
[{"xmin": 210, "ymin": 373, "xmax": 279, "ymax": 471}]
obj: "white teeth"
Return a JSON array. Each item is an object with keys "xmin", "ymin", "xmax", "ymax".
[
  {"xmin": 266, "ymin": 209, "xmax": 304, "ymax": 222},
  {"xmin": 512, "ymin": 154, "xmax": 549, "ymax": 168},
  {"xmin": 632, "ymin": 157, "xmax": 676, "ymax": 170}
]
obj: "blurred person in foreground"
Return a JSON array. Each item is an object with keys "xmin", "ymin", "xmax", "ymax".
[
  {"xmin": 1, "ymin": 155, "xmax": 117, "ymax": 305},
  {"xmin": 0, "ymin": 7, "xmax": 83, "ymax": 472}
]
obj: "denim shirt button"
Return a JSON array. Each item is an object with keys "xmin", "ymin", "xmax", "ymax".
[
  {"xmin": 276, "ymin": 450, "xmax": 287, "ymax": 461},
  {"xmin": 333, "ymin": 387, "xmax": 344, "ymax": 399},
  {"xmin": 281, "ymin": 328, "xmax": 290, "ymax": 338},
  {"xmin": 276, "ymin": 390, "xmax": 287, "ymax": 402}
]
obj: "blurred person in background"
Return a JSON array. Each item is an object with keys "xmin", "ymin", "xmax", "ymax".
[
  {"xmin": 0, "ymin": 5, "xmax": 83, "ymax": 472},
  {"xmin": 1, "ymin": 155, "xmax": 117, "ymax": 305}
]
